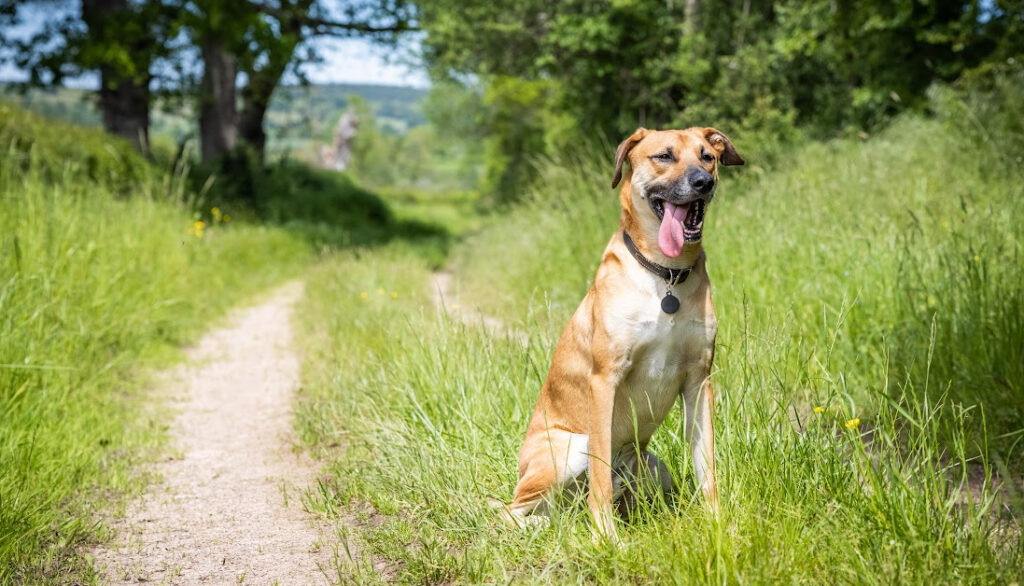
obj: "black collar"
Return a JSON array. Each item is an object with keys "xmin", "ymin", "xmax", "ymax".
[{"xmin": 622, "ymin": 230, "xmax": 695, "ymax": 286}]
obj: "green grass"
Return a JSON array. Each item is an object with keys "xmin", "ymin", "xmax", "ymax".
[
  {"xmin": 296, "ymin": 79, "xmax": 1024, "ymax": 583},
  {"xmin": 0, "ymin": 103, "xmax": 311, "ymax": 583}
]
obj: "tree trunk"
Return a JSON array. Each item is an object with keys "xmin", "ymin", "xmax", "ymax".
[
  {"xmin": 81, "ymin": 0, "xmax": 152, "ymax": 155},
  {"xmin": 237, "ymin": 2, "xmax": 311, "ymax": 160},
  {"xmin": 238, "ymin": 63, "xmax": 284, "ymax": 160},
  {"xmin": 684, "ymin": 0, "xmax": 700, "ymax": 35},
  {"xmin": 98, "ymin": 74, "xmax": 150, "ymax": 153},
  {"xmin": 199, "ymin": 39, "xmax": 238, "ymax": 163}
]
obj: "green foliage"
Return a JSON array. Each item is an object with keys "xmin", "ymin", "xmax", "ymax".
[
  {"xmin": 0, "ymin": 102, "xmax": 310, "ymax": 582},
  {"xmin": 0, "ymin": 100, "xmax": 152, "ymax": 192},
  {"xmin": 271, "ymin": 83, "xmax": 427, "ymax": 142},
  {"xmin": 473, "ymin": 78, "xmax": 550, "ymax": 205},
  {"xmin": 347, "ymin": 91, "xmax": 484, "ymax": 194},
  {"xmin": 194, "ymin": 147, "xmax": 389, "ymax": 222},
  {"xmin": 418, "ymin": 0, "xmax": 1024, "ymax": 203},
  {"xmin": 190, "ymin": 147, "xmax": 451, "ymax": 253},
  {"xmin": 423, "ymin": 0, "xmax": 1022, "ymax": 137},
  {"xmin": 1, "ymin": 0, "xmax": 172, "ymax": 87}
]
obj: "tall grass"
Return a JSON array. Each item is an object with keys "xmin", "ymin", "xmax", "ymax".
[
  {"xmin": 298, "ymin": 248, "xmax": 1022, "ymax": 584},
  {"xmin": 297, "ymin": 79, "xmax": 1024, "ymax": 582},
  {"xmin": 0, "ymin": 104, "xmax": 310, "ymax": 583}
]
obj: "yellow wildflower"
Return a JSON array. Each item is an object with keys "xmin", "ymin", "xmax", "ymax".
[
  {"xmin": 813, "ymin": 406, "xmax": 824, "ymax": 414},
  {"xmin": 973, "ymin": 255, "xmax": 980, "ymax": 262},
  {"xmin": 223, "ymin": 214, "xmax": 231, "ymax": 222},
  {"xmin": 211, "ymin": 206, "xmax": 221, "ymax": 216},
  {"xmin": 845, "ymin": 418, "xmax": 861, "ymax": 430},
  {"xmin": 378, "ymin": 288, "xmax": 386, "ymax": 295},
  {"xmin": 360, "ymin": 291, "xmax": 368, "ymax": 299},
  {"xmin": 391, "ymin": 291, "xmax": 398, "ymax": 299},
  {"xmin": 193, "ymin": 220, "xmax": 205, "ymax": 237}
]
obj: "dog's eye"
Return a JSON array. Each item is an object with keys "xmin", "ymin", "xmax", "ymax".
[
  {"xmin": 652, "ymin": 152, "xmax": 674, "ymax": 162},
  {"xmin": 701, "ymin": 151, "xmax": 716, "ymax": 164}
]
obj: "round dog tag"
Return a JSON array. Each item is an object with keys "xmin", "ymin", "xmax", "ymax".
[{"xmin": 661, "ymin": 292, "xmax": 680, "ymax": 314}]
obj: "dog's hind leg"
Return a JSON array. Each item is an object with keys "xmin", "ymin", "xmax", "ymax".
[
  {"xmin": 497, "ymin": 429, "xmax": 589, "ymax": 526},
  {"xmin": 612, "ymin": 449, "xmax": 675, "ymax": 517}
]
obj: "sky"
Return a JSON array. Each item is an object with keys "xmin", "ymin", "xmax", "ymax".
[
  {"xmin": 0, "ymin": 5, "xmax": 430, "ymax": 88},
  {"xmin": 303, "ymin": 37, "xmax": 428, "ymax": 88}
]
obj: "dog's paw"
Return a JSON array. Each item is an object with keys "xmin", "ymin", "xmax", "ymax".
[
  {"xmin": 518, "ymin": 515, "xmax": 550, "ymax": 529},
  {"xmin": 488, "ymin": 498, "xmax": 549, "ymax": 530},
  {"xmin": 590, "ymin": 514, "xmax": 621, "ymax": 546},
  {"xmin": 590, "ymin": 526, "xmax": 622, "ymax": 547}
]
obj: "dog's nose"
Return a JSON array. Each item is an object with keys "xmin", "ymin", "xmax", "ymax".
[{"xmin": 688, "ymin": 169, "xmax": 715, "ymax": 194}]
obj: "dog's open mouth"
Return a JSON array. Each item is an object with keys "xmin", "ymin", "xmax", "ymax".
[{"xmin": 650, "ymin": 197, "xmax": 705, "ymax": 257}]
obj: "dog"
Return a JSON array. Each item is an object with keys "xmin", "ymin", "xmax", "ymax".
[{"xmin": 494, "ymin": 126, "xmax": 743, "ymax": 541}]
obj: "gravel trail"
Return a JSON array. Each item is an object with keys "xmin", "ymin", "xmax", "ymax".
[{"xmin": 93, "ymin": 281, "xmax": 333, "ymax": 585}]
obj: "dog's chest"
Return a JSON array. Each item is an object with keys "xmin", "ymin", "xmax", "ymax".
[{"xmin": 607, "ymin": 294, "xmax": 714, "ymax": 447}]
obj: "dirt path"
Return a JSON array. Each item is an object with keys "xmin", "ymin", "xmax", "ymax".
[{"xmin": 93, "ymin": 281, "xmax": 333, "ymax": 585}]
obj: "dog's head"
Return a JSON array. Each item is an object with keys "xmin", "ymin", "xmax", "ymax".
[{"xmin": 612, "ymin": 127, "xmax": 743, "ymax": 258}]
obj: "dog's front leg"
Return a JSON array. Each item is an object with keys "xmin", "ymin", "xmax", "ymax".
[
  {"xmin": 587, "ymin": 368, "xmax": 620, "ymax": 543},
  {"xmin": 682, "ymin": 358, "xmax": 718, "ymax": 514}
]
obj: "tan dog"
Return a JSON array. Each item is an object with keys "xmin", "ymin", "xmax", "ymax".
[{"xmin": 495, "ymin": 126, "xmax": 744, "ymax": 541}]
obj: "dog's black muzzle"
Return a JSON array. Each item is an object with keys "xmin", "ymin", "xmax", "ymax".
[{"xmin": 645, "ymin": 166, "xmax": 716, "ymax": 220}]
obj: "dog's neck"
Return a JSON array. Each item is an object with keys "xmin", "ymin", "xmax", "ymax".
[{"xmin": 619, "ymin": 183, "xmax": 704, "ymax": 270}]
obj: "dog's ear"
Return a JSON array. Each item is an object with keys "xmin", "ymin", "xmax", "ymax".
[
  {"xmin": 704, "ymin": 128, "xmax": 744, "ymax": 166},
  {"xmin": 612, "ymin": 127, "xmax": 648, "ymax": 188}
]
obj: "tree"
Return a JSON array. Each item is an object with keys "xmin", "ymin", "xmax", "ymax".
[
  {"xmin": 2, "ymin": 0, "xmax": 417, "ymax": 162},
  {"xmin": 1, "ymin": 0, "xmax": 175, "ymax": 155},
  {"xmin": 237, "ymin": 0, "xmax": 317, "ymax": 156},
  {"xmin": 187, "ymin": 0, "xmax": 417, "ymax": 163},
  {"xmin": 417, "ymin": 0, "xmax": 1023, "ymax": 204},
  {"xmin": 183, "ymin": 0, "xmax": 253, "ymax": 161}
]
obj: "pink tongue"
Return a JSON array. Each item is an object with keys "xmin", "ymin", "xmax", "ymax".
[{"xmin": 658, "ymin": 201, "xmax": 687, "ymax": 258}]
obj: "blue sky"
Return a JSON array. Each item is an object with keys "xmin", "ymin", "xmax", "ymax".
[
  {"xmin": 304, "ymin": 37, "xmax": 428, "ymax": 87},
  {"xmin": 0, "ymin": 4, "xmax": 429, "ymax": 88}
]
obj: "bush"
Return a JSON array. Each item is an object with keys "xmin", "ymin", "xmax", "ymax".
[{"xmin": 0, "ymin": 100, "xmax": 153, "ymax": 193}]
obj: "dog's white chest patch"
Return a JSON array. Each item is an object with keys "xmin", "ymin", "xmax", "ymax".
[{"xmin": 606, "ymin": 289, "xmax": 713, "ymax": 448}]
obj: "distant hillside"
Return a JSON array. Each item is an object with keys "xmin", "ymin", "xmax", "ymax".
[
  {"xmin": 271, "ymin": 83, "xmax": 426, "ymax": 135},
  {"xmin": 1, "ymin": 83, "xmax": 427, "ymax": 151}
]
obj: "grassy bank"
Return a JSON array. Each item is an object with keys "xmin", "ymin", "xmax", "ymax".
[
  {"xmin": 297, "ymin": 79, "xmax": 1024, "ymax": 583},
  {"xmin": 0, "ymin": 103, "xmax": 311, "ymax": 583}
]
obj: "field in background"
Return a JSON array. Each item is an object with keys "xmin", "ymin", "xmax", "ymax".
[
  {"xmin": 296, "ymin": 79, "xmax": 1024, "ymax": 582},
  {"xmin": 0, "ymin": 83, "xmax": 426, "ymax": 156}
]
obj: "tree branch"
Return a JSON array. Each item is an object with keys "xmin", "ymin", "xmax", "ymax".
[{"xmin": 250, "ymin": 3, "xmax": 418, "ymax": 36}]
